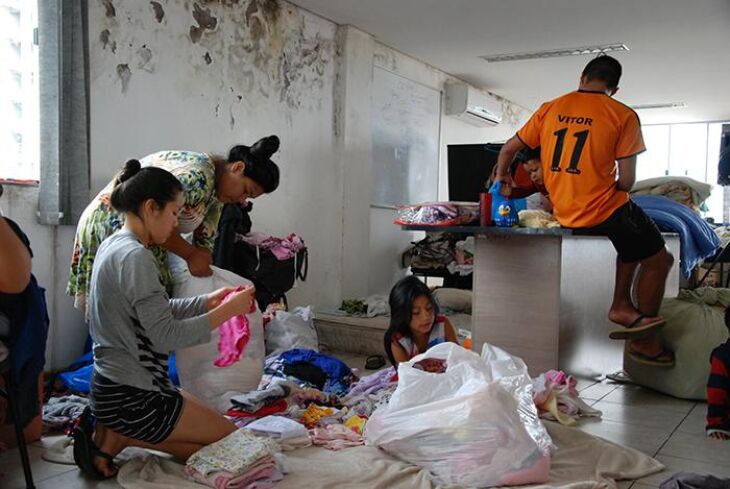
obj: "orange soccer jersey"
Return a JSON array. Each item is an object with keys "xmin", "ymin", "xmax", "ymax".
[{"xmin": 517, "ymin": 90, "xmax": 645, "ymax": 228}]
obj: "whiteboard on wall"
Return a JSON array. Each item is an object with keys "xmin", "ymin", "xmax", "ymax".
[{"xmin": 371, "ymin": 66, "xmax": 441, "ymax": 207}]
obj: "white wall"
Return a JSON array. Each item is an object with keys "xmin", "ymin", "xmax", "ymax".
[
  {"xmin": 365, "ymin": 44, "xmax": 530, "ymax": 296},
  {"xmin": 2, "ymin": 0, "xmax": 531, "ymax": 369}
]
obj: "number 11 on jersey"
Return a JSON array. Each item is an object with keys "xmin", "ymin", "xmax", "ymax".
[{"xmin": 551, "ymin": 128, "xmax": 589, "ymax": 174}]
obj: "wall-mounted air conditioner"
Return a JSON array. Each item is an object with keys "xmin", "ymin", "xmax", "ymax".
[{"xmin": 444, "ymin": 83, "xmax": 502, "ymax": 127}]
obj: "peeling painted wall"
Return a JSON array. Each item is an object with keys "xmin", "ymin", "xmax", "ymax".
[
  {"xmin": 89, "ymin": 0, "xmax": 341, "ymax": 312},
  {"xmin": 3, "ymin": 1, "xmax": 532, "ymax": 369}
]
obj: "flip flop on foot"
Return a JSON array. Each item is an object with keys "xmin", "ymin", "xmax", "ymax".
[
  {"xmin": 72, "ymin": 408, "xmax": 117, "ymax": 479},
  {"xmin": 627, "ymin": 346, "xmax": 675, "ymax": 367},
  {"xmin": 609, "ymin": 314, "xmax": 665, "ymax": 340}
]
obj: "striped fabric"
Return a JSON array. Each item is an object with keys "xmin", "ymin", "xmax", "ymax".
[
  {"xmin": 706, "ymin": 341, "xmax": 730, "ymax": 437},
  {"xmin": 90, "ymin": 317, "xmax": 183, "ymax": 444},
  {"xmin": 91, "ymin": 373, "xmax": 183, "ymax": 444},
  {"xmin": 131, "ymin": 318, "xmax": 173, "ymax": 391}
]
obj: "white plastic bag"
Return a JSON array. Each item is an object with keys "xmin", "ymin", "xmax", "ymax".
[
  {"xmin": 365, "ymin": 342, "xmax": 553, "ymax": 488},
  {"xmin": 172, "ymin": 266, "xmax": 265, "ymax": 413},
  {"xmin": 264, "ymin": 306, "xmax": 318, "ymax": 356}
]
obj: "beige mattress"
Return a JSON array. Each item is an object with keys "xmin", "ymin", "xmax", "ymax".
[{"xmin": 116, "ymin": 421, "xmax": 663, "ymax": 489}]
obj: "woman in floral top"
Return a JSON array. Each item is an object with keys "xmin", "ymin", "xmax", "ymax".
[{"xmin": 68, "ymin": 136, "xmax": 280, "ymax": 313}]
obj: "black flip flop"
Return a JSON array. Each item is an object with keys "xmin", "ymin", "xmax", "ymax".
[
  {"xmin": 627, "ymin": 347, "xmax": 675, "ymax": 368},
  {"xmin": 365, "ymin": 355, "xmax": 385, "ymax": 370},
  {"xmin": 609, "ymin": 314, "xmax": 665, "ymax": 340},
  {"xmin": 72, "ymin": 408, "xmax": 117, "ymax": 479}
]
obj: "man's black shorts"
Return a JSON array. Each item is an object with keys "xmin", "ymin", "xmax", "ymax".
[{"xmin": 574, "ymin": 200, "xmax": 665, "ymax": 263}]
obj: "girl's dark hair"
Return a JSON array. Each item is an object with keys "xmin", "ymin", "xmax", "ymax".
[
  {"xmin": 227, "ymin": 135, "xmax": 281, "ymax": 193},
  {"xmin": 110, "ymin": 159, "xmax": 183, "ymax": 214},
  {"xmin": 383, "ymin": 275, "xmax": 439, "ymax": 367}
]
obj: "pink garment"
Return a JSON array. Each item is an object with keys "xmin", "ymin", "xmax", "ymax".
[
  {"xmin": 238, "ymin": 233, "xmax": 305, "ymax": 261},
  {"xmin": 187, "ymin": 455, "xmax": 283, "ymax": 489},
  {"xmin": 215, "ymin": 287, "xmax": 254, "ymax": 368},
  {"xmin": 309, "ymin": 424, "xmax": 364, "ymax": 450}
]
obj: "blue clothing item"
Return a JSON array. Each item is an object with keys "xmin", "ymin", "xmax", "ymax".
[
  {"xmin": 632, "ymin": 195, "xmax": 721, "ymax": 278},
  {"xmin": 59, "ymin": 352, "xmax": 180, "ymax": 394},
  {"xmin": 0, "ymin": 275, "xmax": 49, "ymax": 388},
  {"xmin": 278, "ymin": 348, "xmax": 356, "ymax": 395}
]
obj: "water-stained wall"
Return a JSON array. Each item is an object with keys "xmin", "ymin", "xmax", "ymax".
[
  {"xmin": 89, "ymin": 0, "xmax": 342, "ymax": 312},
  {"xmin": 3, "ymin": 0, "xmax": 529, "ymax": 369}
]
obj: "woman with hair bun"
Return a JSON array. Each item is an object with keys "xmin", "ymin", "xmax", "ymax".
[{"xmin": 68, "ymin": 136, "xmax": 280, "ymax": 313}]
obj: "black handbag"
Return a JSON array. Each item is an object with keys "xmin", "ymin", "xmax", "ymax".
[{"xmin": 213, "ymin": 203, "xmax": 308, "ymax": 309}]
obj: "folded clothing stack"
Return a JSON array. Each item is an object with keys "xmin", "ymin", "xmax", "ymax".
[
  {"xmin": 246, "ymin": 415, "xmax": 311, "ymax": 450},
  {"xmin": 185, "ymin": 429, "xmax": 284, "ymax": 489}
]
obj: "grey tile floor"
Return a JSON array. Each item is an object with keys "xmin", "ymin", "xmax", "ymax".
[{"xmin": 2, "ymin": 366, "xmax": 729, "ymax": 488}]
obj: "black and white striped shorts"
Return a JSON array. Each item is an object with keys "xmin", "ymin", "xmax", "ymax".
[{"xmin": 90, "ymin": 373, "xmax": 184, "ymax": 444}]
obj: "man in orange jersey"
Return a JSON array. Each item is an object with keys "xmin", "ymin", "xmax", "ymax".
[{"xmin": 495, "ymin": 55, "xmax": 675, "ymax": 366}]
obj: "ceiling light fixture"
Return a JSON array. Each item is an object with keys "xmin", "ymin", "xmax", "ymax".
[
  {"xmin": 480, "ymin": 43, "xmax": 629, "ymax": 63},
  {"xmin": 630, "ymin": 102, "xmax": 688, "ymax": 110}
]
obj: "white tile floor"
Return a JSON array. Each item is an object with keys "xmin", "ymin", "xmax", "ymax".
[{"xmin": 2, "ymin": 373, "xmax": 729, "ymax": 488}]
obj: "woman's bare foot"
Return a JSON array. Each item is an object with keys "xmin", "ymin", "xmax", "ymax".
[
  {"xmin": 709, "ymin": 432, "xmax": 730, "ymax": 440},
  {"xmin": 608, "ymin": 306, "xmax": 662, "ymax": 330},
  {"xmin": 627, "ymin": 335, "xmax": 668, "ymax": 359}
]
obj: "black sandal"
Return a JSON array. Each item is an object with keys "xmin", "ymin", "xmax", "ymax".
[
  {"xmin": 365, "ymin": 355, "xmax": 385, "ymax": 370},
  {"xmin": 72, "ymin": 408, "xmax": 117, "ymax": 479},
  {"xmin": 609, "ymin": 314, "xmax": 665, "ymax": 340}
]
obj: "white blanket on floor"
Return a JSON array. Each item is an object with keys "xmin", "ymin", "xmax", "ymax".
[{"xmin": 115, "ymin": 421, "xmax": 664, "ymax": 489}]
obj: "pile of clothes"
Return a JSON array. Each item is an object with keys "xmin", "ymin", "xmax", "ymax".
[
  {"xmin": 185, "ymin": 429, "xmax": 284, "ymax": 488},
  {"xmin": 630, "ymin": 176, "xmax": 712, "ymax": 213},
  {"xmin": 532, "ymin": 370, "xmax": 601, "ymax": 426},
  {"xmin": 394, "ymin": 202, "xmax": 479, "ymax": 226},
  {"xmin": 236, "ymin": 233, "xmax": 306, "ymax": 262}
]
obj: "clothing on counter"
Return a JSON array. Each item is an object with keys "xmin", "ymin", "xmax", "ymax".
[
  {"xmin": 185, "ymin": 428, "xmax": 282, "ymax": 489},
  {"xmin": 659, "ymin": 471, "xmax": 730, "ymax": 489},
  {"xmin": 310, "ymin": 424, "xmax": 364, "ymax": 450},
  {"xmin": 394, "ymin": 202, "xmax": 479, "ymax": 227},
  {"xmin": 214, "ymin": 287, "xmax": 253, "ymax": 368},
  {"xmin": 42, "ymin": 395, "xmax": 89, "ymax": 430},
  {"xmin": 632, "ymin": 195, "xmax": 720, "ymax": 278},
  {"xmin": 707, "ymin": 339, "xmax": 730, "ymax": 437}
]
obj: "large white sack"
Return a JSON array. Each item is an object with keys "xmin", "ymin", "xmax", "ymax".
[
  {"xmin": 172, "ymin": 266, "xmax": 265, "ymax": 413},
  {"xmin": 264, "ymin": 306, "xmax": 318, "ymax": 356},
  {"xmin": 365, "ymin": 342, "xmax": 553, "ymax": 488}
]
